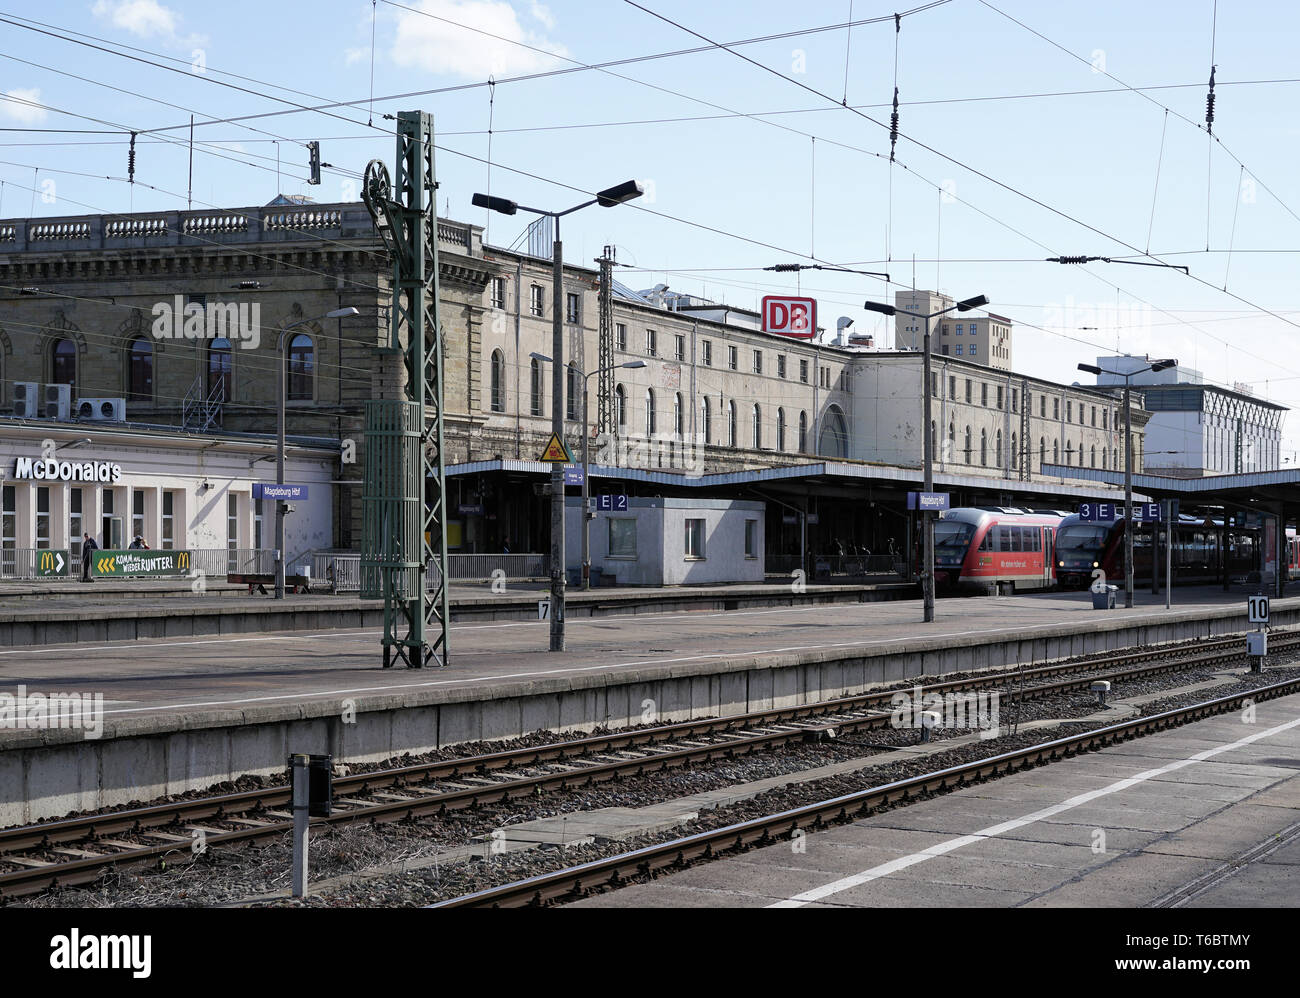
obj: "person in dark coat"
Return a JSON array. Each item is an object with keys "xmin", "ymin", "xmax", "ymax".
[{"xmin": 81, "ymin": 533, "xmax": 98, "ymax": 582}]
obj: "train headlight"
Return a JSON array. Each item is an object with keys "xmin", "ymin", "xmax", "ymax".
[
  {"xmin": 1058, "ymin": 560, "xmax": 1064, "ymax": 567},
  {"xmin": 1092, "ymin": 561, "xmax": 1099, "ymax": 568}
]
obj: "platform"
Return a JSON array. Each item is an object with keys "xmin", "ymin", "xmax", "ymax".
[
  {"xmin": 571, "ymin": 692, "xmax": 1300, "ymax": 908},
  {"xmin": 1, "ymin": 586, "xmax": 1292, "ymax": 825}
]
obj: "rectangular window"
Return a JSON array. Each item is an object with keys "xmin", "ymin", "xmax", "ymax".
[
  {"xmin": 744, "ymin": 519, "xmax": 758, "ymax": 558},
  {"xmin": 1066, "ymin": 400, "xmax": 1073, "ymax": 422},
  {"xmin": 684, "ymin": 518, "xmax": 705, "ymax": 558},
  {"xmin": 566, "ymin": 292, "xmax": 580, "ymax": 324},
  {"xmin": 753, "ymin": 350, "xmax": 763, "ymax": 374},
  {"xmin": 1091, "ymin": 405, "xmax": 1097, "ymax": 426},
  {"xmin": 70, "ymin": 487, "xmax": 83, "ymax": 561},
  {"xmin": 702, "ymin": 340, "xmax": 712, "ymax": 366},
  {"xmin": 997, "ymin": 386, "xmax": 1004, "ymax": 409},
  {"xmin": 956, "ymin": 324, "xmax": 963, "ymax": 335},
  {"xmin": 227, "ymin": 494, "xmax": 238, "ymax": 571},
  {"xmin": 948, "ymin": 376, "xmax": 956, "ymax": 397},
  {"xmin": 969, "ymin": 342, "xmax": 977, "ymax": 356},
  {"xmin": 132, "ymin": 490, "xmax": 145, "ymax": 545},
  {"xmin": 1011, "ymin": 389, "xmax": 1018, "ymax": 413},
  {"xmin": 942, "ymin": 345, "xmax": 949, "ymax": 355},
  {"xmin": 728, "ymin": 346, "xmax": 738, "ymax": 371},
  {"xmin": 799, "ymin": 358, "xmax": 808, "ymax": 383},
  {"xmin": 616, "ymin": 323, "xmax": 627, "ymax": 351},
  {"xmin": 2, "ymin": 486, "xmax": 14, "ymax": 561},
  {"xmin": 674, "ymin": 334, "xmax": 685, "ymax": 361},
  {"xmin": 160, "ymin": 491, "xmax": 174, "ymax": 550},
  {"xmin": 965, "ymin": 379, "xmax": 972, "ymax": 403},
  {"xmin": 608, "ymin": 518, "xmax": 637, "ymax": 558},
  {"xmin": 777, "ymin": 355, "xmax": 786, "ymax": 379},
  {"xmin": 254, "ymin": 495, "xmax": 263, "ymax": 551},
  {"xmin": 955, "ymin": 344, "xmax": 964, "ymax": 356},
  {"xmin": 646, "ymin": 329, "xmax": 657, "ymax": 357},
  {"xmin": 530, "ymin": 285, "xmax": 544, "ymax": 317},
  {"xmin": 1054, "ymin": 398, "xmax": 1060, "ymax": 419},
  {"xmin": 981, "ymin": 384, "xmax": 988, "ymax": 406},
  {"xmin": 36, "ymin": 487, "xmax": 49, "ymax": 550},
  {"xmin": 942, "ymin": 324, "xmax": 949, "ymax": 335},
  {"xmin": 490, "ymin": 277, "xmax": 506, "ymax": 309}
]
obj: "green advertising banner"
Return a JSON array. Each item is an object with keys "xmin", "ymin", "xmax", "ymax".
[
  {"xmin": 36, "ymin": 550, "xmax": 70, "ymax": 577},
  {"xmin": 92, "ymin": 550, "xmax": 193, "ymax": 577}
]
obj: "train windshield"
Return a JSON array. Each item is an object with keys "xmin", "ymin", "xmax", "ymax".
[
  {"xmin": 933, "ymin": 521, "xmax": 975, "ymax": 554},
  {"xmin": 1056, "ymin": 525, "xmax": 1111, "ymax": 552}
]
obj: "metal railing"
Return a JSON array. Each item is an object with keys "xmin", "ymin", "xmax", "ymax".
[
  {"xmin": 766, "ymin": 552, "xmax": 906, "ymax": 580},
  {"xmin": 314, "ymin": 551, "xmax": 548, "ymax": 593}
]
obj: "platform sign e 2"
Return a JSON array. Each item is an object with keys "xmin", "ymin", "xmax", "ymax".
[
  {"xmin": 761, "ymin": 296, "xmax": 816, "ymax": 339},
  {"xmin": 594, "ymin": 494, "xmax": 629, "ymax": 512}
]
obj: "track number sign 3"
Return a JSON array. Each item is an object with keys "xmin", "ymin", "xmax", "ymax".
[
  {"xmin": 761, "ymin": 296, "xmax": 816, "ymax": 339},
  {"xmin": 1248, "ymin": 595, "xmax": 1269, "ymax": 624}
]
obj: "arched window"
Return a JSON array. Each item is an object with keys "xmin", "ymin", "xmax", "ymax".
[
  {"xmin": 1065, "ymin": 441, "xmax": 1074, "ymax": 465},
  {"xmin": 645, "ymin": 388, "xmax": 656, "ymax": 434},
  {"xmin": 127, "ymin": 337, "xmax": 153, "ymax": 401},
  {"xmin": 674, "ymin": 392, "xmax": 683, "ymax": 437},
  {"xmin": 529, "ymin": 357, "xmax": 543, "ymax": 416},
  {"xmin": 1010, "ymin": 432, "xmax": 1017, "ymax": 470},
  {"xmin": 727, "ymin": 400, "xmax": 737, "ymax": 447},
  {"xmin": 51, "ymin": 338, "xmax": 76, "ymax": 391},
  {"xmin": 778, "ymin": 409, "xmax": 786, "ymax": 451},
  {"xmin": 1040, "ymin": 437, "xmax": 1046, "ymax": 470},
  {"xmin": 1090, "ymin": 444, "xmax": 1096, "ymax": 468},
  {"xmin": 489, "ymin": 349, "xmax": 505, "ymax": 413},
  {"xmin": 287, "ymin": 333, "xmax": 314, "ymax": 401},
  {"xmin": 964, "ymin": 425, "xmax": 972, "ymax": 464},
  {"xmin": 798, "ymin": 411, "xmax": 808, "ymax": 452},
  {"xmin": 208, "ymin": 337, "xmax": 232, "ymax": 401},
  {"xmin": 566, "ymin": 364, "xmax": 582, "ymax": 422},
  {"xmin": 1114, "ymin": 446, "xmax": 1119, "ymax": 469},
  {"xmin": 615, "ymin": 384, "xmax": 626, "ymax": 429},
  {"xmin": 980, "ymin": 428, "xmax": 988, "ymax": 466},
  {"xmin": 995, "ymin": 429, "xmax": 1002, "ymax": 468},
  {"xmin": 948, "ymin": 422, "xmax": 956, "ymax": 463},
  {"xmin": 752, "ymin": 404, "xmax": 762, "ymax": 449},
  {"xmin": 818, "ymin": 405, "xmax": 848, "ymax": 458},
  {"xmin": 1078, "ymin": 440, "xmax": 1084, "ymax": 466},
  {"xmin": 1102, "ymin": 448, "xmax": 1108, "ymax": 470},
  {"xmin": 1053, "ymin": 438, "xmax": 1060, "ymax": 463},
  {"xmin": 930, "ymin": 420, "xmax": 937, "ymax": 458},
  {"xmin": 701, "ymin": 396, "xmax": 711, "ymax": 444}
]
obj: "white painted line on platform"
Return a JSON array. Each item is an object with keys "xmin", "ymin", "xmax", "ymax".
[{"xmin": 765, "ymin": 709, "xmax": 1300, "ymax": 908}]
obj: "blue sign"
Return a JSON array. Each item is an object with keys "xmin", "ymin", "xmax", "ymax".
[
  {"xmin": 907, "ymin": 491, "xmax": 950, "ymax": 511},
  {"xmin": 256, "ymin": 484, "xmax": 308, "ymax": 500},
  {"xmin": 563, "ymin": 465, "xmax": 584, "ymax": 485},
  {"xmin": 595, "ymin": 494, "xmax": 629, "ymax": 512}
]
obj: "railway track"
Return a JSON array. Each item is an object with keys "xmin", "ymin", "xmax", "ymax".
[
  {"xmin": 0, "ymin": 628, "xmax": 1289, "ymax": 900},
  {"xmin": 433, "ymin": 674, "xmax": 1300, "ymax": 908}
]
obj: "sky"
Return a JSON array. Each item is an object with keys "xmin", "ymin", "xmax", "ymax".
[{"xmin": 4, "ymin": 0, "xmax": 1300, "ymax": 455}]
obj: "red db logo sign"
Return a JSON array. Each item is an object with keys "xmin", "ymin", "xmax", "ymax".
[{"xmin": 761, "ymin": 296, "xmax": 816, "ymax": 338}]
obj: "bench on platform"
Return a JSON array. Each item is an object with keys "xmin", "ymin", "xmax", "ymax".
[{"xmin": 228, "ymin": 573, "xmax": 312, "ymax": 595}]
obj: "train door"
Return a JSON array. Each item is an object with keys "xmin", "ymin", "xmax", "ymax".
[{"xmin": 1042, "ymin": 527, "xmax": 1054, "ymax": 587}]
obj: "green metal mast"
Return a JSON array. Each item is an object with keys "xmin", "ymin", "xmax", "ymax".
[{"xmin": 360, "ymin": 111, "xmax": 449, "ymax": 669}]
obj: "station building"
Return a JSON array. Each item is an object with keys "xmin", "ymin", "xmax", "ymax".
[{"xmin": 0, "ymin": 200, "xmax": 1153, "ymax": 576}]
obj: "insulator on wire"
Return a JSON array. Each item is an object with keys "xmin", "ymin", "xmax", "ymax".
[
  {"xmin": 128, "ymin": 132, "xmax": 136, "ymax": 184},
  {"xmin": 1205, "ymin": 65, "xmax": 1216, "ymax": 133},
  {"xmin": 890, "ymin": 87, "xmax": 900, "ymax": 162}
]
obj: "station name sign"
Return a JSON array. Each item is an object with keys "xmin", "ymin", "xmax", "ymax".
[
  {"xmin": 907, "ymin": 491, "xmax": 950, "ymax": 511},
  {"xmin": 254, "ymin": 484, "xmax": 308, "ymax": 500},
  {"xmin": 13, "ymin": 457, "xmax": 121, "ymax": 483}
]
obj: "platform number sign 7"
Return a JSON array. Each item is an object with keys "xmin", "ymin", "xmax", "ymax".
[
  {"xmin": 1248, "ymin": 595, "xmax": 1269, "ymax": 625},
  {"xmin": 538, "ymin": 599, "xmax": 551, "ymax": 620}
]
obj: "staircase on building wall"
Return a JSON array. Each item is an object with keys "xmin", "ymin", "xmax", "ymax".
[{"xmin": 181, "ymin": 375, "xmax": 225, "ymax": 432}]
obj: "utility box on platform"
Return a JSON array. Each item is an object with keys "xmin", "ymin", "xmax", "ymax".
[
  {"xmin": 1247, "ymin": 631, "xmax": 1267, "ymax": 657},
  {"xmin": 1091, "ymin": 585, "xmax": 1117, "ymax": 610}
]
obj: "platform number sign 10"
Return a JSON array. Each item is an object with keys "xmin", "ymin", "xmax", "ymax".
[{"xmin": 1248, "ymin": 595, "xmax": 1269, "ymax": 625}]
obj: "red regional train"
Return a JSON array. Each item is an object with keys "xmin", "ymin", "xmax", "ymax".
[
  {"xmin": 1053, "ymin": 513, "xmax": 1263, "ymax": 589},
  {"xmin": 925, "ymin": 507, "xmax": 1068, "ymax": 595}
]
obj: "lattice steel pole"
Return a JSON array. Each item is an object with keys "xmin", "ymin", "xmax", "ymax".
[
  {"xmin": 596, "ymin": 246, "xmax": 615, "ymax": 437},
  {"xmin": 361, "ymin": 110, "xmax": 449, "ymax": 669}
]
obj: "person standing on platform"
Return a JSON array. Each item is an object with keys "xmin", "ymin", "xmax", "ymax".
[{"xmin": 81, "ymin": 533, "xmax": 98, "ymax": 583}]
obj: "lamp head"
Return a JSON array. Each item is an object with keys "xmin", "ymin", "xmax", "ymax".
[
  {"xmin": 862, "ymin": 300, "xmax": 896, "ymax": 316},
  {"xmin": 620, "ymin": 360, "xmax": 647, "ymax": 369},
  {"xmin": 1150, "ymin": 358, "xmax": 1178, "ymax": 372},
  {"xmin": 472, "ymin": 192, "xmax": 518, "ymax": 215},
  {"xmin": 956, "ymin": 294, "xmax": 989, "ymax": 312},
  {"xmin": 596, "ymin": 180, "xmax": 644, "ymax": 207},
  {"xmin": 1078, "ymin": 363, "xmax": 1103, "ymax": 375},
  {"xmin": 529, "ymin": 351, "xmax": 553, "ymax": 364},
  {"xmin": 325, "ymin": 307, "xmax": 360, "ymax": 319}
]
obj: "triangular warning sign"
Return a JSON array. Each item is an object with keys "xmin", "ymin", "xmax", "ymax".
[{"xmin": 538, "ymin": 432, "xmax": 572, "ymax": 463}]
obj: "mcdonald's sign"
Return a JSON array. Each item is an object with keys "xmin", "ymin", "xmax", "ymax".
[
  {"xmin": 92, "ymin": 550, "xmax": 194, "ymax": 577},
  {"xmin": 37, "ymin": 550, "xmax": 70, "ymax": 577}
]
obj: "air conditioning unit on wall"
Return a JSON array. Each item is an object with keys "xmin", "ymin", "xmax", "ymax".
[
  {"xmin": 12, "ymin": 381, "xmax": 38, "ymax": 418},
  {"xmin": 75, "ymin": 398, "xmax": 127, "ymax": 421},
  {"xmin": 42, "ymin": 383, "xmax": 71, "ymax": 420}
]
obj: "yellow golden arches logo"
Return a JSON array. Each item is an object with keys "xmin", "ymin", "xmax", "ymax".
[
  {"xmin": 39, "ymin": 551, "xmax": 55, "ymax": 571},
  {"xmin": 178, "ymin": 551, "xmax": 190, "ymax": 570}
]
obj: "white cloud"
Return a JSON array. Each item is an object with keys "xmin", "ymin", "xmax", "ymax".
[
  {"xmin": 389, "ymin": 0, "xmax": 569, "ymax": 80},
  {"xmin": 91, "ymin": 0, "xmax": 205, "ymax": 48},
  {"xmin": 0, "ymin": 88, "xmax": 48, "ymax": 124}
]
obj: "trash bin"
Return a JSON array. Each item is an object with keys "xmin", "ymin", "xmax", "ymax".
[
  {"xmin": 566, "ymin": 568, "xmax": 581, "ymax": 586},
  {"xmin": 1091, "ymin": 585, "xmax": 1117, "ymax": 610},
  {"xmin": 589, "ymin": 568, "xmax": 602, "ymax": 588}
]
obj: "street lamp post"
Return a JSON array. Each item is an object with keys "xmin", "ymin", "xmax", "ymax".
[
  {"xmin": 532, "ymin": 355, "xmax": 645, "ymax": 592},
  {"xmin": 863, "ymin": 292, "xmax": 988, "ymax": 623},
  {"xmin": 1078, "ymin": 359, "xmax": 1177, "ymax": 609},
  {"xmin": 473, "ymin": 181, "xmax": 643, "ymax": 651},
  {"xmin": 274, "ymin": 307, "xmax": 360, "ymax": 599}
]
